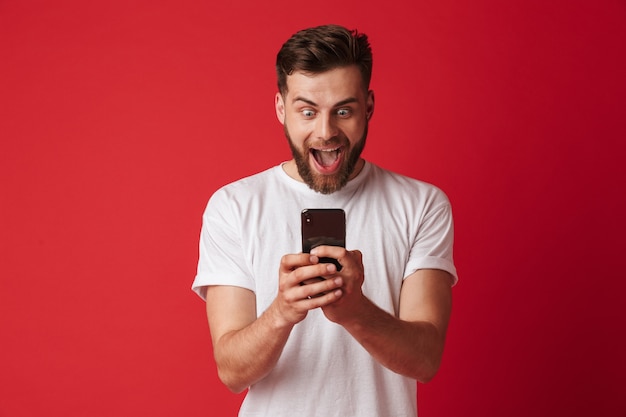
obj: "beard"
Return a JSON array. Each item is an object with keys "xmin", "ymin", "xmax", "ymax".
[{"xmin": 285, "ymin": 124, "xmax": 368, "ymax": 194}]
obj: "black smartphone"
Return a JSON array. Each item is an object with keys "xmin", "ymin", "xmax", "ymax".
[{"xmin": 301, "ymin": 208, "xmax": 346, "ymax": 272}]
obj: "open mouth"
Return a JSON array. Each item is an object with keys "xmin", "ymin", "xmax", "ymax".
[{"xmin": 310, "ymin": 147, "xmax": 342, "ymax": 172}]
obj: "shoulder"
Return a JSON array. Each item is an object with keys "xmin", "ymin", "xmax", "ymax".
[
  {"xmin": 365, "ymin": 162, "xmax": 450, "ymax": 207},
  {"xmin": 200, "ymin": 165, "xmax": 284, "ymax": 224}
]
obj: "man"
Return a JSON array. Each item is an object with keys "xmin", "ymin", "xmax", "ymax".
[{"xmin": 192, "ymin": 24, "xmax": 457, "ymax": 417}]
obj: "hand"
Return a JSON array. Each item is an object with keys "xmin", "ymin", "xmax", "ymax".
[
  {"xmin": 310, "ymin": 246, "xmax": 366, "ymax": 325},
  {"xmin": 272, "ymin": 253, "xmax": 344, "ymax": 327}
]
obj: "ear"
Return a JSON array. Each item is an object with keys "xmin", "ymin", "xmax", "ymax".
[
  {"xmin": 275, "ymin": 92, "xmax": 286, "ymax": 125},
  {"xmin": 366, "ymin": 90, "xmax": 375, "ymax": 121}
]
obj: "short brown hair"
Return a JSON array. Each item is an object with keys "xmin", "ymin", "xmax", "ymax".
[{"xmin": 276, "ymin": 24, "xmax": 373, "ymax": 96}]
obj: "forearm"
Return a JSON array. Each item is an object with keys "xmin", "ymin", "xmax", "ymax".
[
  {"xmin": 213, "ymin": 303, "xmax": 294, "ymax": 393},
  {"xmin": 341, "ymin": 297, "xmax": 446, "ymax": 383},
  {"xmin": 207, "ymin": 255, "xmax": 346, "ymax": 393}
]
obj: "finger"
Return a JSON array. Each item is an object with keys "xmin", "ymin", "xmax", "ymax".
[
  {"xmin": 299, "ymin": 277, "xmax": 325, "ymax": 286},
  {"xmin": 310, "ymin": 245, "xmax": 346, "ymax": 259},
  {"xmin": 280, "ymin": 253, "xmax": 317, "ymax": 272},
  {"xmin": 301, "ymin": 278, "xmax": 344, "ymax": 301},
  {"xmin": 336, "ymin": 249, "xmax": 362, "ymax": 267},
  {"xmin": 292, "ymin": 263, "xmax": 336, "ymax": 286}
]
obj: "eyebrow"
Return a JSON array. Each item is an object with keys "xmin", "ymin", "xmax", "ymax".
[{"xmin": 292, "ymin": 96, "xmax": 359, "ymax": 107}]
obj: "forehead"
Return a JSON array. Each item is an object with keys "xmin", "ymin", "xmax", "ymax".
[{"xmin": 285, "ymin": 66, "xmax": 366, "ymax": 104}]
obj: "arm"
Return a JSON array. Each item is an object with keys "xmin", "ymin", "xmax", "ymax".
[
  {"xmin": 344, "ymin": 269, "xmax": 452, "ymax": 383},
  {"xmin": 316, "ymin": 247, "xmax": 453, "ymax": 383},
  {"xmin": 205, "ymin": 285, "xmax": 290, "ymax": 394},
  {"xmin": 205, "ymin": 254, "xmax": 344, "ymax": 393}
]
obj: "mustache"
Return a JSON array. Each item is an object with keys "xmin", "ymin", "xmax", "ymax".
[{"xmin": 304, "ymin": 136, "xmax": 346, "ymax": 149}]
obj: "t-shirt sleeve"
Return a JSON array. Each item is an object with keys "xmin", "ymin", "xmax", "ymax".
[
  {"xmin": 191, "ymin": 189, "xmax": 256, "ymax": 300},
  {"xmin": 403, "ymin": 196, "xmax": 458, "ymax": 285}
]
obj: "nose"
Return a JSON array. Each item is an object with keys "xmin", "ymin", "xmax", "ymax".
[{"xmin": 314, "ymin": 113, "xmax": 338, "ymax": 141}]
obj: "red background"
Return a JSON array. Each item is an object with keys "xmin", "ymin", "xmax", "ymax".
[{"xmin": 1, "ymin": 1, "xmax": 625, "ymax": 416}]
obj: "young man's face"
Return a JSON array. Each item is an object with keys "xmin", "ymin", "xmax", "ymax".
[{"xmin": 275, "ymin": 65, "xmax": 374, "ymax": 194}]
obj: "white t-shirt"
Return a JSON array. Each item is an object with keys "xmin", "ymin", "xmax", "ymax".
[{"xmin": 192, "ymin": 161, "xmax": 457, "ymax": 417}]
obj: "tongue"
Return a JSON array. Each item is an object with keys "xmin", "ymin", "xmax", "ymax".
[{"xmin": 314, "ymin": 149, "xmax": 339, "ymax": 167}]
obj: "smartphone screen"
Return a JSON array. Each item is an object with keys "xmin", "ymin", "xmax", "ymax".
[{"xmin": 301, "ymin": 208, "xmax": 346, "ymax": 271}]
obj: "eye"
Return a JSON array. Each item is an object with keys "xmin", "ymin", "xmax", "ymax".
[
  {"xmin": 336, "ymin": 108, "xmax": 351, "ymax": 118},
  {"xmin": 302, "ymin": 109, "xmax": 315, "ymax": 118}
]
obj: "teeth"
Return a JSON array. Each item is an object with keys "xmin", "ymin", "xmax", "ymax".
[{"xmin": 313, "ymin": 148, "xmax": 340, "ymax": 167}]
